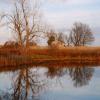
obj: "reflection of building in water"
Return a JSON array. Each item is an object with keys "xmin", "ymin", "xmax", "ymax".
[{"xmin": 68, "ymin": 67, "xmax": 94, "ymax": 87}]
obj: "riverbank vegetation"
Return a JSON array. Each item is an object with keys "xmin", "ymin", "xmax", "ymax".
[
  {"xmin": 0, "ymin": 0, "xmax": 99, "ymax": 67},
  {"xmin": 0, "ymin": 46, "xmax": 100, "ymax": 67}
]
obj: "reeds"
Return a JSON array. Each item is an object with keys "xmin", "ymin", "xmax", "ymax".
[
  {"xmin": 26, "ymin": 47, "xmax": 100, "ymax": 59},
  {"xmin": 0, "ymin": 47, "xmax": 33, "ymax": 67},
  {"xmin": 0, "ymin": 46, "xmax": 100, "ymax": 67}
]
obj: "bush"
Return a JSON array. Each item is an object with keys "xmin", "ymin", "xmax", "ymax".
[{"xmin": 47, "ymin": 36, "xmax": 55, "ymax": 46}]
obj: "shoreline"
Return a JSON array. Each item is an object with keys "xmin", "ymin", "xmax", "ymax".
[{"xmin": 0, "ymin": 46, "xmax": 100, "ymax": 67}]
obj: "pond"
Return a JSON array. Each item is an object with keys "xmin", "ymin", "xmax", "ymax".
[{"xmin": 0, "ymin": 64, "xmax": 100, "ymax": 100}]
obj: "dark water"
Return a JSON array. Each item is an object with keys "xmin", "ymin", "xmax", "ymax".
[{"xmin": 0, "ymin": 64, "xmax": 100, "ymax": 100}]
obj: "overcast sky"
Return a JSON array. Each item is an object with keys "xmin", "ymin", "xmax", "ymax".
[
  {"xmin": 0, "ymin": 0, "xmax": 100, "ymax": 45},
  {"xmin": 43, "ymin": 0, "xmax": 100, "ymax": 29}
]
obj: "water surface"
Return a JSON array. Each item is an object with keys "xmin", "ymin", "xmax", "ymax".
[{"xmin": 0, "ymin": 64, "xmax": 100, "ymax": 100}]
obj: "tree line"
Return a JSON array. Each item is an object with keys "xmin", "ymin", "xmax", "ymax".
[
  {"xmin": 0, "ymin": 0, "xmax": 94, "ymax": 48},
  {"xmin": 47, "ymin": 22, "xmax": 94, "ymax": 47}
]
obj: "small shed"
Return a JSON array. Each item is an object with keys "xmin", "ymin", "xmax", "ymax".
[{"xmin": 51, "ymin": 40, "xmax": 66, "ymax": 48}]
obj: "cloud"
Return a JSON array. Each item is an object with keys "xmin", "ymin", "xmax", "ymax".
[
  {"xmin": 49, "ymin": 0, "xmax": 68, "ymax": 3},
  {"xmin": 67, "ymin": 0, "xmax": 92, "ymax": 5},
  {"xmin": 48, "ymin": 0, "xmax": 100, "ymax": 5},
  {"xmin": 43, "ymin": 8, "xmax": 100, "ymax": 29},
  {"xmin": 0, "ymin": 0, "xmax": 13, "ymax": 4}
]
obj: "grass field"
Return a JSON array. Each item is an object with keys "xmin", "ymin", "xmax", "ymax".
[{"xmin": 0, "ymin": 46, "xmax": 100, "ymax": 67}]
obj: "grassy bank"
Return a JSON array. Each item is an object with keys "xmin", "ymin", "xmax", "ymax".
[
  {"xmin": 0, "ymin": 46, "xmax": 100, "ymax": 67},
  {"xmin": 28, "ymin": 46, "xmax": 100, "ymax": 61}
]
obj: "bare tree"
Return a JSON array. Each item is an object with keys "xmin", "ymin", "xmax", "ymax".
[
  {"xmin": 0, "ymin": 13, "xmax": 5, "ymax": 27},
  {"xmin": 69, "ymin": 22, "xmax": 94, "ymax": 46},
  {"xmin": 57, "ymin": 32, "xmax": 65, "ymax": 43},
  {"xmin": 7, "ymin": 4, "xmax": 24, "ymax": 46},
  {"xmin": 7, "ymin": 0, "xmax": 45, "ymax": 47},
  {"xmin": 0, "ymin": 15, "xmax": 3, "ymax": 24},
  {"xmin": 57, "ymin": 32, "xmax": 71, "ymax": 46}
]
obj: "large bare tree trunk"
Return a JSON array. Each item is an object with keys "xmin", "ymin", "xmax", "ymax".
[{"xmin": 6, "ymin": 0, "xmax": 45, "ymax": 48}]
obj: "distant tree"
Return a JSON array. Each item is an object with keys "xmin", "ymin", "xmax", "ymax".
[
  {"xmin": 58, "ymin": 32, "xmax": 65, "ymax": 43},
  {"xmin": 69, "ymin": 22, "xmax": 94, "ymax": 46},
  {"xmin": 0, "ymin": 15, "xmax": 3, "ymax": 23},
  {"xmin": 57, "ymin": 32, "xmax": 71, "ymax": 46},
  {"xmin": 0, "ymin": 13, "xmax": 5, "ymax": 27}
]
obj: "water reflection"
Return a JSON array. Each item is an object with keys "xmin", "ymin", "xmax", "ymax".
[
  {"xmin": 11, "ymin": 67, "xmax": 46, "ymax": 100},
  {"xmin": 46, "ymin": 66, "xmax": 94, "ymax": 87},
  {"xmin": 47, "ymin": 67, "xmax": 67, "ymax": 78},
  {"xmin": 0, "ymin": 63, "xmax": 97, "ymax": 100},
  {"xmin": 69, "ymin": 67, "xmax": 94, "ymax": 87}
]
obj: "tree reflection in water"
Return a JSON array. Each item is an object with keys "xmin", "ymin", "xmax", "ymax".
[
  {"xmin": 68, "ymin": 67, "xmax": 94, "ymax": 87},
  {"xmin": 0, "ymin": 64, "xmax": 95, "ymax": 100},
  {"xmin": 11, "ymin": 67, "xmax": 46, "ymax": 100},
  {"xmin": 47, "ymin": 67, "xmax": 67, "ymax": 78},
  {"xmin": 46, "ymin": 66, "xmax": 94, "ymax": 87}
]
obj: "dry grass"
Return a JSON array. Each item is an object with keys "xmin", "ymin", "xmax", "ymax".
[
  {"xmin": 0, "ymin": 46, "xmax": 100, "ymax": 67},
  {"xmin": 27, "ymin": 46, "xmax": 100, "ymax": 58},
  {"xmin": 0, "ymin": 47, "xmax": 33, "ymax": 67}
]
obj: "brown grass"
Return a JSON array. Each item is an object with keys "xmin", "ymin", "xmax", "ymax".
[
  {"xmin": 26, "ymin": 46, "xmax": 100, "ymax": 59},
  {"xmin": 0, "ymin": 46, "xmax": 100, "ymax": 67}
]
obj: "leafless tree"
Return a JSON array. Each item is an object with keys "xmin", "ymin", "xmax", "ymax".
[
  {"xmin": 0, "ymin": 13, "xmax": 5, "ymax": 27},
  {"xmin": 57, "ymin": 32, "xmax": 65, "ymax": 43},
  {"xmin": 69, "ymin": 22, "xmax": 94, "ymax": 46},
  {"xmin": 57, "ymin": 32, "xmax": 71, "ymax": 46},
  {"xmin": 0, "ymin": 15, "xmax": 3, "ymax": 24},
  {"xmin": 7, "ymin": 0, "xmax": 45, "ymax": 47}
]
